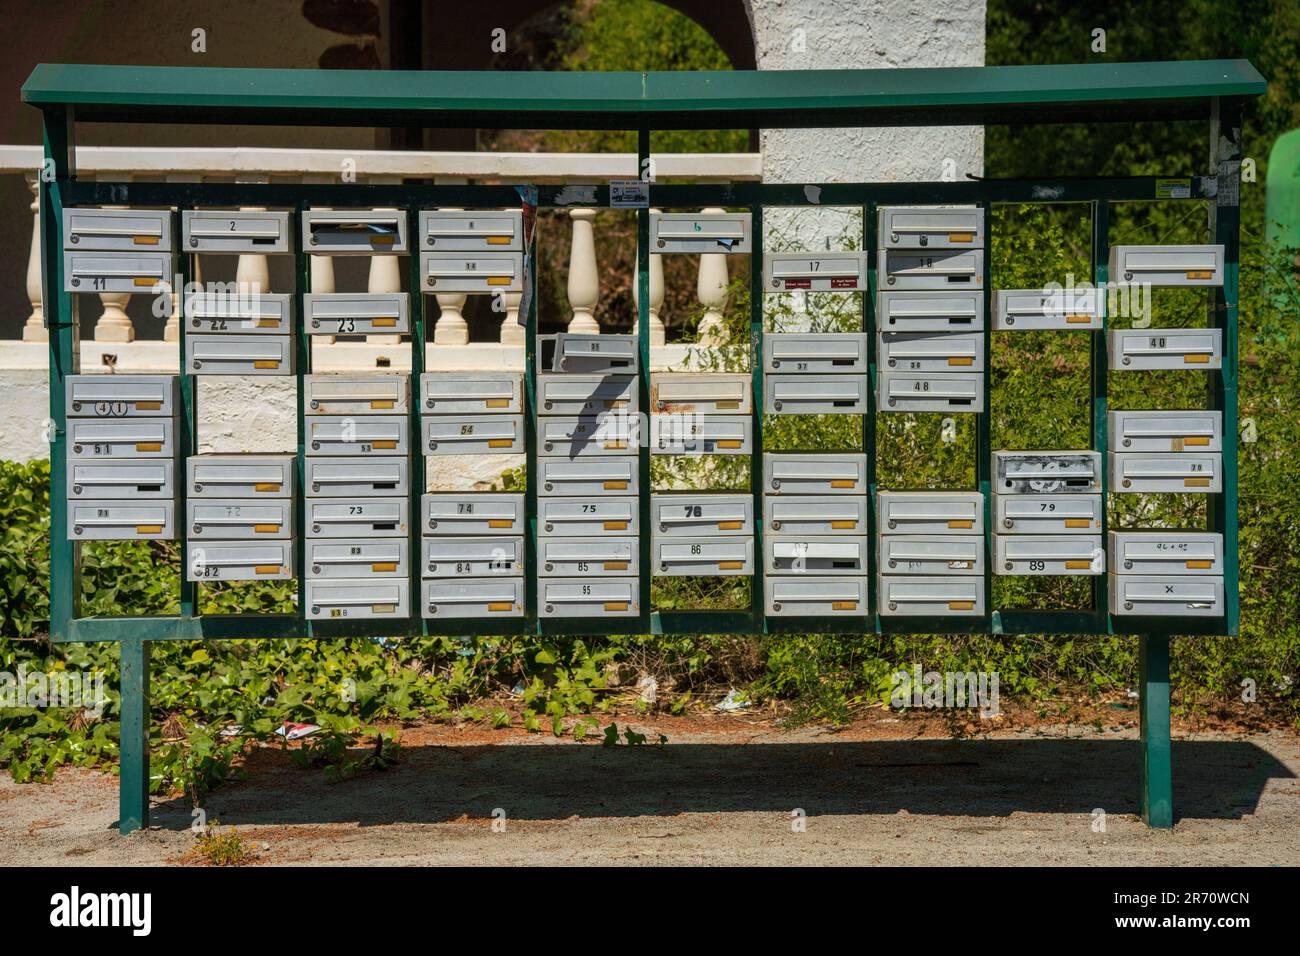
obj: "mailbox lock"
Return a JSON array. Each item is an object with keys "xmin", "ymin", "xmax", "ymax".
[
  {"xmin": 193, "ymin": 360, "xmax": 203, "ymax": 370},
  {"xmin": 545, "ymin": 522, "xmax": 554, "ymax": 532},
  {"xmin": 773, "ymin": 401, "xmax": 783, "ymax": 411},
  {"xmin": 312, "ymin": 482, "xmax": 321, "ymax": 493},
  {"xmin": 545, "ymin": 563, "xmax": 554, "ymax": 572},
  {"xmin": 72, "ymin": 402, "xmax": 82, "ymax": 412},
  {"xmin": 888, "ymin": 560, "xmax": 897, "ymax": 568},
  {"xmin": 428, "ymin": 604, "xmax": 437, "ymax": 614},
  {"xmin": 193, "ymin": 524, "xmax": 202, "ymax": 534},
  {"xmin": 887, "ymin": 359, "xmax": 896, "ymax": 368},
  {"xmin": 545, "ymin": 603, "xmax": 555, "ymax": 613},
  {"xmin": 1005, "ymin": 317, "xmax": 1015, "ymax": 326},
  {"xmin": 71, "ymin": 278, "xmax": 81, "ymax": 287},
  {"xmin": 312, "ymin": 524, "xmax": 321, "ymax": 534},
  {"xmin": 428, "ymin": 519, "xmax": 437, "ymax": 529},
  {"xmin": 311, "ymin": 604, "xmax": 320, "ymax": 614},
  {"xmin": 771, "ymin": 278, "xmax": 780, "ymax": 288},
  {"xmin": 888, "ymin": 398, "xmax": 897, "ymax": 407},
  {"xmin": 656, "ymin": 239, "xmax": 665, "ymax": 248},
  {"xmin": 659, "ymin": 561, "xmax": 670, "ymax": 571},
  {"xmin": 887, "ymin": 520, "xmax": 897, "ymax": 530},
  {"xmin": 543, "ymin": 482, "xmax": 553, "ymax": 492},
  {"xmin": 1124, "ymin": 560, "xmax": 1133, "ymax": 570},
  {"xmin": 656, "ymin": 400, "xmax": 665, "ymax": 410},
  {"xmin": 193, "ymin": 483, "xmax": 203, "ymax": 493},
  {"xmin": 70, "ymin": 234, "xmax": 79, "ymax": 244},
  {"xmin": 1003, "ymin": 518, "xmax": 1013, "ymax": 528},
  {"xmin": 544, "ymin": 441, "xmax": 554, "ymax": 451},
  {"xmin": 1124, "ymin": 601, "xmax": 1134, "ymax": 611},
  {"xmin": 311, "ymin": 320, "xmax": 320, "ymax": 329},
  {"xmin": 311, "ymin": 564, "xmax": 321, "ymax": 574},
  {"xmin": 887, "ymin": 276, "xmax": 896, "ymax": 285},
  {"xmin": 311, "ymin": 441, "xmax": 321, "ymax": 451},
  {"xmin": 888, "ymin": 601, "xmax": 898, "ymax": 611},
  {"xmin": 771, "ymin": 359, "xmax": 781, "ymax": 369},
  {"xmin": 771, "ymin": 521, "xmax": 781, "ymax": 531},
  {"xmin": 190, "ymin": 237, "xmax": 198, "ymax": 248},
  {"xmin": 544, "ymin": 401, "xmax": 553, "ymax": 411},
  {"xmin": 658, "ymin": 523, "xmax": 666, "ymax": 532},
  {"xmin": 428, "ymin": 563, "xmax": 438, "ymax": 573},
  {"xmin": 770, "ymin": 479, "xmax": 780, "ymax": 490},
  {"xmin": 1123, "ymin": 271, "xmax": 1133, "ymax": 281},
  {"xmin": 309, "ymin": 235, "xmax": 318, "ymax": 245},
  {"xmin": 1004, "ymin": 561, "xmax": 1014, "ymax": 571},
  {"xmin": 1123, "ymin": 479, "xmax": 1132, "ymax": 488},
  {"xmin": 1122, "ymin": 356, "xmax": 1132, "ymax": 365},
  {"xmin": 73, "ymin": 444, "xmax": 82, "ymax": 454},
  {"xmin": 73, "ymin": 525, "xmax": 83, "ymax": 535},
  {"xmin": 428, "ymin": 441, "xmax": 438, "ymax": 450},
  {"xmin": 772, "ymin": 602, "xmax": 782, "ymax": 612},
  {"xmin": 1123, "ymin": 438, "xmax": 1131, "ymax": 447},
  {"xmin": 72, "ymin": 484, "xmax": 82, "ymax": 495}
]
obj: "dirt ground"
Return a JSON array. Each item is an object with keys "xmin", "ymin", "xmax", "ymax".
[{"xmin": 2, "ymin": 712, "xmax": 1298, "ymax": 866}]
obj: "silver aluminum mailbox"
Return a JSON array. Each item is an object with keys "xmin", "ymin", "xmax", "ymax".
[
  {"xmin": 308, "ymin": 539, "xmax": 408, "ymax": 579},
  {"xmin": 993, "ymin": 287, "xmax": 1102, "ymax": 330},
  {"xmin": 651, "ymin": 373, "xmax": 752, "ymax": 413},
  {"xmin": 187, "ymin": 499, "xmax": 292, "ymax": 539},
  {"xmin": 307, "ymin": 498, "xmax": 408, "ymax": 538},
  {"xmin": 544, "ymin": 333, "xmax": 638, "ymax": 374},
  {"xmin": 188, "ymin": 454, "xmax": 293, "ymax": 499},
  {"xmin": 183, "ymin": 210, "xmax": 292, "ymax": 254},
  {"xmin": 537, "ymin": 457, "xmax": 637, "ymax": 497},
  {"xmin": 307, "ymin": 580, "xmax": 411, "ymax": 619},
  {"xmin": 419, "ymin": 253, "xmax": 524, "ymax": 294},
  {"xmin": 540, "ymin": 578, "xmax": 640, "ymax": 618},
  {"xmin": 538, "ymin": 496, "xmax": 638, "ymax": 537},
  {"xmin": 1109, "ymin": 576, "xmax": 1225, "ymax": 617},
  {"xmin": 186, "ymin": 334, "xmax": 292, "ymax": 375},
  {"xmin": 538, "ymin": 374, "xmax": 636, "ymax": 415},
  {"xmin": 879, "ymin": 535, "xmax": 984, "ymax": 575},
  {"xmin": 67, "ymin": 374, "xmax": 178, "ymax": 418},
  {"xmin": 1109, "ymin": 244, "xmax": 1225, "ymax": 287},
  {"xmin": 879, "ymin": 331, "xmax": 984, "ymax": 372},
  {"xmin": 766, "ymin": 495, "xmax": 867, "ymax": 535},
  {"xmin": 877, "ymin": 491, "xmax": 983, "ymax": 535},
  {"xmin": 764, "ymin": 333, "xmax": 868, "ymax": 374},
  {"xmin": 651, "ymin": 493, "xmax": 753, "ymax": 536},
  {"xmin": 418, "ymin": 209, "xmax": 523, "ymax": 251},
  {"xmin": 64, "ymin": 251, "xmax": 174, "ymax": 294},
  {"xmin": 307, "ymin": 416, "xmax": 408, "ymax": 457},
  {"xmin": 187, "ymin": 541, "xmax": 292, "ymax": 581},
  {"xmin": 1109, "ymin": 409, "xmax": 1223, "ymax": 452},
  {"xmin": 537, "ymin": 415, "xmax": 638, "ymax": 457},
  {"xmin": 1109, "ymin": 328, "xmax": 1222, "ymax": 370},
  {"xmin": 69, "ymin": 500, "xmax": 175, "ymax": 541},
  {"xmin": 655, "ymin": 537, "xmax": 754, "ymax": 576},
  {"xmin": 1109, "ymin": 531, "xmax": 1224, "ymax": 576},
  {"xmin": 879, "ymin": 576, "xmax": 984, "ymax": 616},
  {"xmin": 878, "ymin": 290, "xmax": 984, "ymax": 332},
  {"xmin": 1110, "ymin": 452, "xmax": 1221, "ymax": 493},
  {"xmin": 994, "ymin": 450, "xmax": 1101, "ymax": 495},
  {"xmin": 422, "ymin": 493, "xmax": 524, "ymax": 535},
  {"xmin": 650, "ymin": 211, "xmax": 751, "ymax": 254},
  {"xmin": 994, "ymin": 493, "xmax": 1102, "ymax": 534},
  {"xmin": 877, "ymin": 206, "xmax": 984, "ymax": 249},
  {"xmin": 766, "ymin": 576, "xmax": 869, "ymax": 616},
  {"xmin": 305, "ymin": 457, "xmax": 407, "ymax": 497},
  {"xmin": 765, "ymin": 374, "xmax": 868, "ymax": 415},
  {"xmin": 422, "ymin": 537, "xmax": 524, "ymax": 578},
  {"xmin": 421, "ymin": 371, "xmax": 523, "ymax": 414},
  {"xmin": 63, "ymin": 208, "xmax": 173, "ymax": 252},
  {"xmin": 186, "ymin": 290, "xmax": 292, "ymax": 334},
  {"xmin": 425, "ymin": 415, "xmax": 524, "ymax": 455},
  {"xmin": 423, "ymin": 579, "xmax": 524, "ymax": 619},
  {"xmin": 878, "ymin": 249, "xmax": 983, "ymax": 290},
  {"xmin": 301, "ymin": 209, "xmax": 408, "ymax": 254},
  {"xmin": 651, "ymin": 415, "xmax": 751, "ymax": 454},
  {"xmin": 766, "ymin": 536, "xmax": 869, "ymax": 575},
  {"xmin": 68, "ymin": 460, "xmax": 174, "ymax": 499},
  {"xmin": 304, "ymin": 292, "xmax": 409, "ymax": 335},
  {"xmin": 994, "ymin": 534, "xmax": 1104, "ymax": 575},
  {"xmin": 68, "ymin": 418, "xmax": 174, "ymax": 458},
  {"xmin": 878, "ymin": 371, "xmax": 984, "ymax": 412},
  {"xmin": 762, "ymin": 252, "xmax": 867, "ymax": 292},
  {"xmin": 764, "ymin": 453, "xmax": 866, "ymax": 495},
  {"xmin": 304, "ymin": 374, "xmax": 409, "ymax": 416},
  {"xmin": 539, "ymin": 537, "xmax": 638, "ymax": 577}
]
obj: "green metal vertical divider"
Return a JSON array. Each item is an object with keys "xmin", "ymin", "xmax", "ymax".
[
  {"xmin": 863, "ymin": 203, "xmax": 878, "ymax": 623},
  {"xmin": 637, "ymin": 129, "xmax": 653, "ymax": 629},
  {"xmin": 409, "ymin": 199, "xmax": 427, "ymax": 635},
  {"xmin": 178, "ymin": 240, "xmax": 196, "ymax": 621},
  {"xmin": 293, "ymin": 202, "xmax": 310, "ymax": 638},
  {"xmin": 977, "ymin": 201, "xmax": 993, "ymax": 626},
  {"xmin": 749, "ymin": 203, "xmax": 764, "ymax": 631},
  {"xmin": 524, "ymin": 195, "xmax": 539, "ymax": 626},
  {"xmin": 1090, "ymin": 200, "xmax": 1111, "ymax": 626}
]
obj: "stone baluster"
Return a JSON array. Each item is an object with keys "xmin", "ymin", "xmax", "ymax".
[
  {"xmin": 366, "ymin": 181, "xmax": 403, "ymax": 344},
  {"xmin": 302, "ymin": 177, "xmax": 336, "ymax": 344},
  {"xmin": 696, "ymin": 206, "xmax": 730, "ymax": 346},
  {"xmin": 633, "ymin": 207, "xmax": 666, "ymax": 346},
  {"xmin": 431, "ymin": 207, "xmax": 469, "ymax": 345},
  {"xmin": 164, "ymin": 173, "xmax": 201, "ymax": 342},
  {"xmin": 94, "ymin": 176, "xmax": 135, "ymax": 342},
  {"xmin": 500, "ymin": 290, "xmax": 525, "ymax": 345},
  {"xmin": 566, "ymin": 208, "xmax": 599, "ymax": 334},
  {"xmin": 23, "ymin": 174, "xmax": 45, "ymax": 343}
]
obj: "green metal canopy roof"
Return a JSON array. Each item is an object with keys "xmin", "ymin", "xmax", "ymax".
[{"xmin": 22, "ymin": 60, "xmax": 1265, "ymax": 130}]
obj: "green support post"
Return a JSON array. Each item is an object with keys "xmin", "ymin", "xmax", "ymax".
[
  {"xmin": 118, "ymin": 639, "xmax": 152, "ymax": 834},
  {"xmin": 637, "ymin": 128, "xmax": 653, "ymax": 633},
  {"xmin": 749, "ymin": 203, "xmax": 764, "ymax": 631},
  {"xmin": 1139, "ymin": 634, "xmax": 1173, "ymax": 828}
]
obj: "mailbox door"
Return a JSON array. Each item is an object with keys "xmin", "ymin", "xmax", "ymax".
[
  {"xmin": 764, "ymin": 333, "xmax": 868, "ymax": 374},
  {"xmin": 538, "ymin": 497, "xmax": 638, "ymax": 537},
  {"xmin": 536, "ymin": 457, "xmax": 638, "ymax": 497},
  {"xmin": 306, "ymin": 498, "xmax": 408, "ymax": 538},
  {"xmin": 993, "ymin": 287, "xmax": 1102, "ymax": 330},
  {"xmin": 766, "ymin": 576, "xmax": 869, "ymax": 616},
  {"xmin": 64, "ymin": 208, "xmax": 172, "ymax": 252},
  {"xmin": 878, "ymin": 372, "xmax": 984, "ymax": 412},
  {"xmin": 304, "ymin": 374, "xmax": 409, "ymax": 416},
  {"xmin": 879, "ymin": 576, "xmax": 984, "ymax": 616},
  {"xmin": 876, "ymin": 491, "xmax": 983, "ymax": 535},
  {"xmin": 422, "ymin": 537, "xmax": 524, "ymax": 578},
  {"xmin": 878, "ymin": 290, "xmax": 984, "ymax": 332},
  {"xmin": 419, "ymin": 209, "xmax": 523, "ymax": 251},
  {"xmin": 69, "ymin": 500, "xmax": 175, "ymax": 541},
  {"xmin": 763, "ymin": 252, "xmax": 867, "ymax": 292},
  {"xmin": 423, "ymin": 579, "xmax": 524, "ymax": 619},
  {"xmin": 306, "ymin": 580, "xmax": 411, "ymax": 619},
  {"xmin": 1109, "ymin": 576, "xmax": 1225, "ymax": 616},
  {"xmin": 538, "ymin": 374, "xmax": 637, "ymax": 415},
  {"xmin": 183, "ymin": 210, "xmax": 291, "ymax": 254},
  {"xmin": 539, "ymin": 537, "xmax": 638, "ymax": 577},
  {"xmin": 537, "ymin": 415, "xmax": 638, "ymax": 457},
  {"xmin": 764, "ymin": 453, "xmax": 866, "ymax": 495},
  {"xmin": 654, "ymin": 537, "xmax": 754, "ymax": 576},
  {"xmin": 187, "ymin": 291, "xmax": 292, "ymax": 334},
  {"xmin": 994, "ymin": 451, "xmax": 1101, "ymax": 494},
  {"xmin": 66, "ymin": 375, "xmax": 178, "ymax": 418},
  {"xmin": 540, "ymin": 579, "xmax": 640, "ymax": 617},
  {"xmin": 650, "ymin": 212, "xmax": 751, "ymax": 254},
  {"xmin": 877, "ymin": 206, "xmax": 984, "ymax": 250},
  {"xmin": 766, "ymin": 535, "xmax": 869, "ymax": 575},
  {"xmin": 422, "ymin": 493, "xmax": 525, "ymax": 535},
  {"xmin": 302, "ymin": 209, "xmax": 408, "ymax": 254},
  {"xmin": 68, "ymin": 418, "xmax": 173, "ymax": 458},
  {"xmin": 879, "ymin": 331, "xmax": 985, "ymax": 372},
  {"xmin": 425, "ymin": 415, "xmax": 525, "ymax": 455},
  {"xmin": 651, "ymin": 373, "xmax": 752, "ymax": 413},
  {"xmin": 420, "ymin": 253, "xmax": 523, "ymax": 293},
  {"xmin": 421, "ymin": 372, "xmax": 523, "ymax": 414},
  {"xmin": 307, "ymin": 416, "xmax": 408, "ymax": 457},
  {"xmin": 1110, "ymin": 452, "xmax": 1222, "ymax": 493},
  {"xmin": 878, "ymin": 535, "xmax": 984, "ymax": 575},
  {"xmin": 879, "ymin": 249, "xmax": 983, "ymax": 290},
  {"xmin": 545, "ymin": 333, "xmax": 639, "ymax": 374},
  {"xmin": 650, "ymin": 415, "xmax": 751, "ymax": 454},
  {"xmin": 304, "ymin": 292, "xmax": 409, "ymax": 335},
  {"xmin": 1108, "ymin": 531, "xmax": 1224, "ymax": 576},
  {"xmin": 765, "ymin": 375, "xmax": 869, "ymax": 415},
  {"xmin": 765, "ymin": 496, "xmax": 867, "ymax": 535},
  {"xmin": 187, "ymin": 334, "xmax": 292, "ymax": 375},
  {"xmin": 188, "ymin": 455, "xmax": 293, "ymax": 499},
  {"xmin": 1109, "ymin": 244, "xmax": 1224, "ymax": 287},
  {"xmin": 994, "ymin": 493, "xmax": 1102, "ymax": 534},
  {"xmin": 651, "ymin": 493, "xmax": 753, "ymax": 536},
  {"xmin": 305, "ymin": 457, "xmax": 407, "ymax": 497},
  {"xmin": 1109, "ymin": 410, "xmax": 1223, "ymax": 453},
  {"xmin": 187, "ymin": 541, "xmax": 293, "ymax": 581},
  {"xmin": 67, "ymin": 460, "xmax": 174, "ymax": 499},
  {"xmin": 64, "ymin": 251, "xmax": 174, "ymax": 294},
  {"xmin": 188, "ymin": 499, "xmax": 293, "ymax": 539},
  {"xmin": 1109, "ymin": 329, "xmax": 1223, "ymax": 370},
  {"xmin": 307, "ymin": 539, "xmax": 409, "ymax": 579},
  {"xmin": 995, "ymin": 534, "xmax": 1105, "ymax": 575}
]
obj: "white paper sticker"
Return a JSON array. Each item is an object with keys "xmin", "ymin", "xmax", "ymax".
[{"xmin": 609, "ymin": 180, "xmax": 650, "ymax": 208}]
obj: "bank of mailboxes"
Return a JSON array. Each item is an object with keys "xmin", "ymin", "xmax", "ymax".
[
  {"xmin": 1108, "ymin": 410, "xmax": 1223, "ymax": 495},
  {"xmin": 301, "ymin": 209, "xmax": 408, "ymax": 254},
  {"xmin": 993, "ymin": 287, "xmax": 1103, "ymax": 330},
  {"xmin": 184, "ymin": 454, "xmax": 295, "ymax": 581},
  {"xmin": 66, "ymin": 374, "xmax": 180, "ymax": 541},
  {"xmin": 763, "ymin": 253, "xmax": 867, "ymax": 292},
  {"xmin": 1109, "ymin": 328, "xmax": 1222, "ymax": 370},
  {"xmin": 651, "ymin": 493, "xmax": 755, "ymax": 578},
  {"xmin": 1108, "ymin": 244, "xmax": 1225, "ymax": 287},
  {"xmin": 422, "ymin": 371, "xmax": 524, "ymax": 456},
  {"xmin": 187, "ymin": 291, "xmax": 292, "ymax": 334},
  {"xmin": 992, "ymin": 451, "xmax": 1104, "ymax": 577},
  {"xmin": 420, "ymin": 490, "xmax": 525, "ymax": 619},
  {"xmin": 1107, "ymin": 531, "xmax": 1225, "ymax": 617},
  {"xmin": 762, "ymin": 329, "xmax": 867, "ymax": 416},
  {"xmin": 877, "ymin": 491, "xmax": 986, "ymax": 617},
  {"xmin": 304, "ymin": 293, "xmax": 409, "ymax": 336},
  {"xmin": 182, "ymin": 210, "xmax": 293, "ymax": 254},
  {"xmin": 62, "ymin": 208, "xmax": 176, "ymax": 293},
  {"xmin": 650, "ymin": 212, "xmax": 752, "ymax": 254}
]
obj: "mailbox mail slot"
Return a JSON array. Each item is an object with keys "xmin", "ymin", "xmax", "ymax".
[
  {"xmin": 187, "ymin": 291, "xmax": 292, "ymax": 334},
  {"xmin": 64, "ymin": 208, "xmax": 172, "ymax": 252},
  {"xmin": 877, "ymin": 491, "xmax": 983, "ymax": 535},
  {"xmin": 765, "ymin": 333, "xmax": 868, "ymax": 374},
  {"xmin": 764, "ymin": 453, "xmax": 866, "ymax": 495},
  {"xmin": 765, "ymin": 375, "xmax": 868, "ymax": 415},
  {"xmin": 188, "ymin": 454, "xmax": 293, "ymax": 499},
  {"xmin": 304, "ymin": 293, "xmax": 409, "ymax": 335},
  {"xmin": 540, "ymin": 578, "xmax": 640, "ymax": 618},
  {"xmin": 995, "ymin": 534, "xmax": 1104, "ymax": 575},
  {"xmin": 1109, "ymin": 244, "xmax": 1224, "ymax": 287},
  {"xmin": 418, "ymin": 209, "xmax": 522, "ymax": 251},
  {"xmin": 302, "ymin": 209, "xmax": 408, "ymax": 254},
  {"xmin": 879, "ymin": 576, "xmax": 984, "ymax": 616},
  {"xmin": 1109, "ymin": 409, "xmax": 1223, "ymax": 452},
  {"xmin": 305, "ymin": 457, "xmax": 407, "ymax": 497},
  {"xmin": 994, "ymin": 493, "xmax": 1102, "ymax": 534},
  {"xmin": 879, "ymin": 249, "xmax": 983, "ymax": 290},
  {"xmin": 187, "ymin": 541, "xmax": 293, "ymax": 581},
  {"xmin": 651, "ymin": 415, "xmax": 751, "ymax": 454},
  {"xmin": 1109, "ymin": 575, "xmax": 1225, "ymax": 617},
  {"xmin": 538, "ymin": 415, "xmax": 638, "ymax": 457},
  {"xmin": 766, "ymin": 576, "xmax": 869, "ymax": 616},
  {"xmin": 308, "ymin": 539, "xmax": 409, "ymax": 579},
  {"xmin": 993, "ymin": 287, "xmax": 1102, "ymax": 330},
  {"xmin": 879, "ymin": 535, "xmax": 984, "ymax": 575},
  {"xmin": 878, "ymin": 371, "xmax": 984, "ymax": 412},
  {"xmin": 188, "ymin": 499, "xmax": 292, "ymax": 539},
  {"xmin": 422, "ymin": 537, "xmax": 523, "ymax": 577},
  {"xmin": 67, "ymin": 375, "xmax": 178, "ymax": 418},
  {"xmin": 1108, "ymin": 531, "xmax": 1224, "ymax": 575},
  {"xmin": 539, "ymin": 374, "xmax": 636, "ymax": 415},
  {"xmin": 422, "ymin": 371, "xmax": 522, "ymax": 414},
  {"xmin": 877, "ymin": 290, "xmax": 984, "ymax": 332},
  {"xmin": 651, "ymin": 211, "xmax": 751, "ymax": 254},
  {"xmin": 183, "ymin": 210, "xmax": 292, "ymax": 254},
  {"xmin": 68, "ymin": 460, "xmax": 174, "ymax": 499},
  {"xmin": 766, "ymin": 536, "xmax": 869, "ymax": 575},
  {"xmin": 542, "ymin": 333, "xmax": 638, "ymax": 374},
  {"xmin": 539, "ymin": 496, "xmax": 639, "ymax": 537},
  {"xmin": 763, "ymin": 252, "xmax": 867, "ymax": 292},
  {"xmin": 304, "ymin": 374, "xmax": 409, "ymax": 416},
  {"xmin": 425, "ymin": 415, "xmax": 524, "ymax": 455},
  {"xmin": 1109, "ymin": 328, "xmax": 1222, "ymax": 370},
  {"xmin": 539, "ymin": 538, "xmax": 638, "ymax": 577},
  {"xmin": 420, "ymin": 253, "xmax": 523, "ymax": 294},
  {"xmin": 537, "ymin": 457, "xmax": 638, "ymax": 497},
  {"xmin": 994, "ymin": 451, "xmax": 1101, "ymax": 494},
  {"xmin": 424, "ymin": 579, "xmax": 524, "ymax": 619},
  {"xmin": 652, "ymin": 373, "xmax": 752, "ymax": 413},
  {"xmin": 307, "ymin": 416, "xmax": 408, "ymax": 457},
  {"xmin": 69, "ymin": 500, "xmax": 175, "ymax": 540},
  {"xmin": 68, "ymin": 418, "xmax": 174, "ymax": 458},
  {"xmin": 655, "ymin": 537, "xmax": 754, "ymax": 576},
  {"xmin": 879, "ymin": 331, "xmax": 985, "ymax": 372},
  {"xmin": 187, "ymin": 334, "xmax": 292, "ymax": 375},
  {"xmin": 1110, "ymin": 452, "xmax": 1221, "ymax": 493},
  {"xmin": 307, "ymin": 498, "xmax": 408, "ymax": 538},
  {"xmin": 64, "ymin": 251, "xmax": 174, "ymax": 293},
  {"xmin": 307, "ymin": 580, "xmax": 411, "ymax": 619},
  {"xmin": 652, "ymin": 493, "xmax": 753, "ymax": 536},
  {"xmin": 878, "ymin": 206, "xmax": 984, "ymax": 249},
  {"xmin": 766, "ymin": 496, "xmax": 867, "ymax": 535},
  {"xmin": 423, "ymin": 493, "xmax": 524, "ymax": 535}
]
